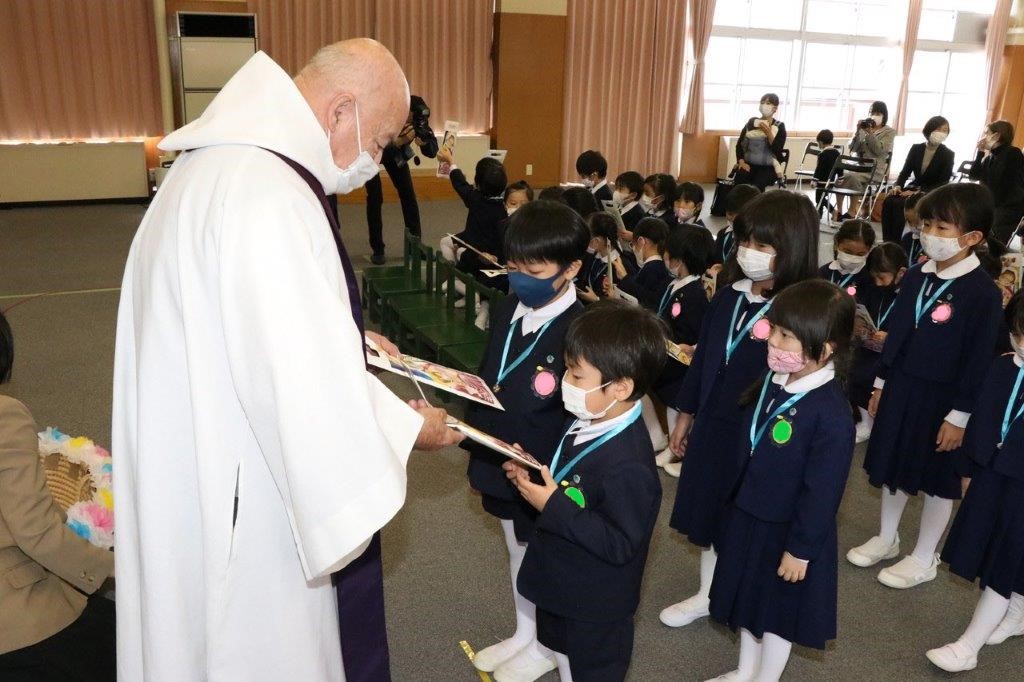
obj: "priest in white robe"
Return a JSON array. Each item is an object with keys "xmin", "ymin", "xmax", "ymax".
[{"xmin": 111, "ymin": 39, "xmax": 461, "ymax": 681}]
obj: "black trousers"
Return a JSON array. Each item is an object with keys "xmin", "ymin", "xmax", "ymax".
[
  {"xmin": 365, "ymin": 153, "xmax": 422, "ymax": 255},
  {"xmin": 0, "ymin": 597, "xmax": 115, "ymax": 682},
  {"xmin": 733, "ymin": 164, "xmax": 777, "ymax": 192},
  {"xmin": 881, "ymin": 193, "xmax": 908, "ymax": 243}
]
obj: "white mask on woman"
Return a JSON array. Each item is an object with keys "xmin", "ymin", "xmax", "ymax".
[
  {"xmin": 759, "ymin": 103, "xmax": 775, "ymax": 118},
  {"xmin": 871, "ymin": 114, "xmax": 884, "ymax": 126},
  {"xmin": 929, "ymin": 131, "xmax": 948, "ymax": 146}
]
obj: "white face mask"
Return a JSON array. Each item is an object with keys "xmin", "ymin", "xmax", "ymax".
[
  {"xmin": 1011, "ymin": 335, "xmax": 1024, "ymax": 361},
  {"xmin": 639, "ymin": 195, "xmax": 656, "ymax": 213},
  {"xmin": 326, "ymin": 103, "xmax": 380, "ymax": 195},
  {"xmin": 871, "ymin": 114, "xmax": 884, "ymax": 126},
  {"xmin": 612, "ymin": 190, "xmax": 630, "ymax": 206},
  {"xmin": 836, "ymin": 251, "xmax": 867, "ymax": 273},
  {"xmin": 632, "ymin": 238, "xmax": 646, "ymax": 262},
  {"xmin": 663, "ymin": 255, "xmax": 679, "ymax": 278},
  {"xmin": 929, "ymin": 131, "xmax": 948, "ymax": 146},
  {"xmin": 581, "ymin": 177, "xmax": 595, "ymax": 189},
  {"xmin": 561, "ymin": 378, "xmax": 616, "ymax": 421},
  {"xmin": 506, "ymin": 204, "xmax": 519, "ymax": 216},
  {"xmin": 736, "ymin": 245, "xmax": 774, "ymax": 282},
  {"xmin": 919, "ymin": 232, "xmax": 965, "ymax": 261},
  {"xmin": 759, "ymin": 103, "xmax": 775, "ymax": 117}
]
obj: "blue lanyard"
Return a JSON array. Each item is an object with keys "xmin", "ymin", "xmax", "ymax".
[
  {"xmin": 658, "ymin": 283, "xmax": 676, "ymax": 314},
  {"xmin": 908, "ymin": 239, "xmax": 921, "ymax": 266},
  {"xmin": 496, "ymin": 317, "xmax": 554, "ymax": 389},
  {"xmin": 999, "ymin": 365, "xmax": 1024, "ymax": 446},
  {"xmin": 722, "ymin": 231, "xmax": 734, "ymax": 259},
  {"xmin": 549, "ymin": 403, "xmax": 642, "ymax": 481},
  {"xmin": 913, "ymin": 276, "xmax": 954, "ymax": 328},
  {"xmin": 749, "ymin": 373, "xmax": 808, "ymax": 454},
  {"xmin": 726, "ymin": 295, "xmax": 772, "ymax": 363},
  {"xmin": 831, "ymin": 270, "xmax": 855, "ymax": 288},
  {"xmin": 877, "ymin": 295, "xmax": 897, "ymax": 328}
]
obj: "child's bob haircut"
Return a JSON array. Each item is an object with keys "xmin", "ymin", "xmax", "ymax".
[
  {"xmin": 588, "ymin": 212, "xmax": 619, "ymax": 243},
  {"xmin": 475, "ymin": 157, "xmax": 508, "ymax": 197},
  {"xmin": 676, "ymin": 181, "xmax": 705, "ymax": 207},
  {"xmin": 866, "ymin": 242, "xmax": 907, "ymax": 276},
  {"xmin": 614, "ymin": 171, "xmax": 645, "ymax": 198},
  {"xmin": 734, "ymin": 190, "xmax": 819, "ymax": 298},
  {"xmin": 767, "ymin": 279, "xmax": 855, "ymax": 381},
  {"xmin": 564, "ymin": 299, "xmax": 668, "ymax": 400},
  {"xmin": 917, "ymin": 183, "xmax": 995, "ymax": 238},
  {"xmin": 505, "ymin": 200, "xmax": 590, "ymax": 268},
  {"xmin": 665, "ymin": 224, "xmax": 714, "ymax": 277},
  {"xmin": 575, "ymin": 150, "xmax": 608, "ymax": 179},
  {"xmin": 632, "ymin": 217, "xmax": 670, "ymax": 249}
]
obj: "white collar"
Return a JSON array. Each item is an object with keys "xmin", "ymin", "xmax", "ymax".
[
  {"xmin": 732, "ymin": 278, "xmax": 767, "ymax": 303},
  {"xmin": 512, "ymin": 285, "xmax": 578, "ymax": 335},
  {"xmin": 652, "ymin": 208, "xmax": 668, "ymax": 217},
  {"xmin": 591, "ymin": 179, "xmax": 609, "ymax": 194},
  {"xmin": 771, "ymin": 361, "xmax": 836, "ymax": 394},
  {"xmin": 921, "ymin": 253, "xmax": 980, "ymax": 280},
  {"xmin": 619, "ymin": 200, "xmax": 639, "ymax": 215},
  {"xmin": 642, "ymin": 254, "xmax": 663, "ymax": 265},
  {"xmin": 828, "ymin": 259, "xmax": 864, "ymax": 276},
  {"xmin": 671, "ymin": 273, "xmax": 700, "ymax": 292},
  {"xmin": 723, "ymin": 222, "xmax": 733, "ymax": 234},
  {"xmin": 571, "ymin": 402, "xmax": 642, "ymax": 445},
  {"xmin": 1014, "ymin": 353, "xmax": 1023, "ymax": 369}
]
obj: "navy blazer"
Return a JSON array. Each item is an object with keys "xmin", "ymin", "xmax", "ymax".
[
  {"xmin": 593, "ymin": 183, "xmax": 614, "ymax": 205},
  {"xmin": 963, "ymin": 355, "xmax": 1024, "ymax": 482},
  {"xmin": 617, "ymin": 258, "xmax": 674, "ymax": 311},
  {"xmin": 713, "ymin": 226, "xmax": 736, "ymax": 265},
  {"xmin": 900, "ymin": 233, "xmax": 924, "ymax": 267},
  {"xmin": 660, "ymin": 278, "xmax": 709, "ymax": 345},
  {"xmin": 450, "ymin": 168, "xmax": 508, "ymax": 258},
  {"xmin": 818, "ymin": 263, "xmax": 873, "ymax": 300},
  {"xmin": 622, "ymin": 204, "xmax": 646, "ymax": 232}
]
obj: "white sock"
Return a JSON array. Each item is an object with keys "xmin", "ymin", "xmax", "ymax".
[
  {"xmin": 754, "ymin": 633, "xmax": 792, "ymax": 682},
  {"xmin": 879, "ymin": 486, "xmax": 909, "ymax": 545},
  {"xmin": 958, "ymin": 587, "xmax": 1011, "ymax": 654},
  {"xmin": 501, "ymin": 519, "xmax": 536, "ymax": 647},
  {"xmin": 857, "ymin": 407, "xmax": 874, "ymax": 430},
  {"xmin": 666, "ymin": 408, "xmax": 679, "ymax": 435},
  {"xmin": 439, "ymin": 235, "xmax": 457, "ymax": 262},
  {"xmin": 641, "ymin": 395, "xmax": 666, "ymax": 447},
  {"xmin": 554, "ymin": 652, "xmax": 574, "ymax": 681},
  {"xmin": 911, "ymin": 494, "xmax": 953, "ymax": 565},
  {"xmin": 737, "ymin": 628, "xmax": 762, "ymax": 680},
  {"xmin": 698, "ymin": 548, "xmax": 718, "ymax": 601}
]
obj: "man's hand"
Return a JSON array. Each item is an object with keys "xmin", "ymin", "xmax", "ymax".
[
  {"xmin": 395, "ymin": 124, "xmax": 416, "ymax": 147},
  {"xmin": 409, "ymin": 400, "xmax": 464, "ymax": 450},
  {"xmin": 509, "ymin": 464, "xmax": 558, "ymax": 512},
  {"xmin": 366, "ymin": 330, "xmax": 400, "ymax": 357},
  {"xmin": 777, "ymin": 552, "xmax": 807, "ymax": 582},
  {"xmin": 737, "ymin": 159, "xmax": 752, "ymax": 173},
  {"xmin": 669, "ymin": 412, "xmax": 695, "ymax": 457},
  {"xmin": 437, "ymin": 147, "xmax": 454, "ymax": 165},
  {"xmin": 936, "ymin": 421, "xmax": 965, "ymax": 452}
]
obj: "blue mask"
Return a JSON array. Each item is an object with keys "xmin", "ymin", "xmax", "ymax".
[{"xmin": 508, "ymin": 269, "xmax": 566, "ymax": 308}]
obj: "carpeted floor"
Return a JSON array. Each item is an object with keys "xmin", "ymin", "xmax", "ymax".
[{"xmin": 0, "ymin": 192, "xmax": 1016, "ymax": 680}]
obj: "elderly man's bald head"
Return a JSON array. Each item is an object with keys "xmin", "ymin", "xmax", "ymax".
[{"xmin": 295, "ymin": 38, "xmax": 409, "ymax": 168}]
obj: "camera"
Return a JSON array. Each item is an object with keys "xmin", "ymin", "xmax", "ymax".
[
  {"xmin": 389, "ymin": 95, "xmax": 439, "ymax": 167},
  {"xmin": 858, "ymin": 118, "xmax": 876, "ymax": 130}
]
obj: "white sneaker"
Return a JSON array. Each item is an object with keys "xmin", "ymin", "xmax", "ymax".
[
  {"xmin": 878, "ymin": 554, "xmax": 938, "ymax": 589},
  {"xmin": 855, "ymin": 420, "xmax": 872, "ymax": 444},
  {"xmin": 987, "ymin": 595, "xmax": 1024, "ymax": 645},
  {"xmin": 663, "ymin": 461, "xmax": 682, "ymax": 478},
  {"xmin": 655, "ymin": 447, "xmax": 677, "ymax": 467},
  {"xmin": 659, "ymin": 594, "xmax": 710, "ymax": 627},
  {"xmin": 492, "ymin": 644, "xmax": 557, "ymax": 682},
  {"xmin": 846, "ymin": 535, "xmax": 900, "ymax": 567},
  {"xmin": 473, "ymin": 639, "xmax": 527, "ymax": 672},
  {"xmin": 926, "ymin": 642, "xmax": 978, "ymax": 672}
]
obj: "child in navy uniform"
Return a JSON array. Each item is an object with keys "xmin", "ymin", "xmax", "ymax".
[
  {"xmin": 613, "ymin": 217, "xmax": 673, "ymax": 310},
  {"xmin": 850, "ymin": 183, "xmax": 1003, "ymax": 590},
  {"xmin": 812, "ymin": 129, "xmax": 841, "ymax": 214},
  {"xmin": 926, "ymin": 291, "xmax": 1024, "ymax": 672},
  {"xmin": 614, "ymin": 171, "xmax": 647, "ymax": 238},
  {"xmin": 464, "ymin": 200, "xmax": 590, "ymax": 679},
  {"xmin": 438, "ymin": 154, "xmax": 508, "ymax": 267},
  {"xmin": 712, "ymin": 184, "xmax": 761, "ymax": 266},
  {"xmin": 674, "ymin": 181, "xmax": 708, "ymax": 230},
  {"xmin": 642, "ymin": 174, "xmax": 677, "ymax": 227},
  {"xmin": 900, "ymin": 192, "xmax": 927, "ymax": 267},
  {"xmin": 659, "ymin": 191, "xmax": 820, "ymax": 626},
  {"xmin": 817, "ymin": 219, "xmax": 875, "ymax": 299},
  {"xmin": 578, "ymin": 213, "xmax": 635, "ymax": 304},
  {"xmin": 503, "ymin": 300, "xmax": 665, "ymax": 681},
  {"xmin": 708, "ymin": 280, "xmax": 856, "ymax": 681},
  {"xmin": 576, "ymin": 150, "xmax": 613, "ymax": 204}
]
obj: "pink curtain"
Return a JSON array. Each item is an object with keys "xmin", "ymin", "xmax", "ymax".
[
  {"xmin": 247, "ymin": 0, "xmax": 375, "ymax": 77},
  {"xmin": 0, "ymin": 0, "xmax": 162, "ymax": 140},
  {"xmin": 375, "ymin": 0, "xmax": 494, "ymax": 133},
  {"xmin": 894, "ymin": 0, "xmax": 923, "ymax": 134},
  {"xmin": 679, "ymin": 0, "xmax": 716, "ymax": 135},
  {"xmin": 986, "ymin": 0, "xmax": 1014, "ymax": 119},
  {"xmin": 561, "ymin": 0, "xmax": 688, "ymax": 181}
]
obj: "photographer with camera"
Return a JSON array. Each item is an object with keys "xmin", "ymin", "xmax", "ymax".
[
  {"xmin": 834, "ymin": 100, "xmax": 894, "ymax": 220},
  {"xmin": 365, "ymin": 94, "xmax": 439, "ymax": 264}
]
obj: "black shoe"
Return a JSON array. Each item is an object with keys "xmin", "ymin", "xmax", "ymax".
[{"xmin": 370, "ymin": 252, "xmax": 386, "ymax": 265}]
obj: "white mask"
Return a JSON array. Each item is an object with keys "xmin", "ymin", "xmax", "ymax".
[
  {"xmin": 632, "ymin": 238, "xmax": 646, "ymax": 262},
  {"xmin": 1011, "ymin": 335, "xmax": 1024, "ymax": 361},
  {"xmin": 506, "ymin": 204, "xmax": 519, "ymax": 216},
  {"xmin": 663, "ymin": 255, "xmax": 679, "ymax": 278},
  {"xmin": 871, "ymin": 114, "xmax": 884, "ymax": 126},
  {"xmin": 736, "ymin": 245, "xmax": 774, "ymax": 282},
  {"xmin": 836, "ymin": 251, "xmax": 866, "ymax": 273},
  {"xmin": 581, "ymin": 177, "xmax": 595, "ymax": 189},
  {"xmin": 759, "ymin": 103, "xmax": 775, "ymax": 117},
  {"xmin": 612, "ymin": 190, "xmax": 630, "ymax": 206},
  {"xmin": 639, "ymin": 195, "xmax": 656, "ymax": 213},
  {"xmin": 561, "ymin": 378, "xmax": 617, "ymax": 421},
  {"xmin": 919, "ymin": 232, "xmax": 965, "ymax": 261},
  {"xmin": 929, "ymin": 131, "xmax": 948, "ymax": 146},
  {"xmin": 325, "ymin": 103, "xmax": 380, "ymax": 195}
]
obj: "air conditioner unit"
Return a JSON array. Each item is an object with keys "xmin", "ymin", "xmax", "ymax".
[{"xmin": 953, "ymin": 12, "xmax": 989, "ymax": 45}]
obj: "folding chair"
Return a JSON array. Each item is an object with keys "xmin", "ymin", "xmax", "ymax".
[
  {"xmin": 954, "ymin": 160, "xmax": 975, "ymax": 183},
  {"xmin": 864, "ymin": 151, "xmax": 894, "ymax": 219},
  {"xmin": 815, "ymin": 154, "xmax": 877, "ymax": 227},
  {"xmin": 794, "ymin": 142, "xmax": 822, "ymax": 192}
]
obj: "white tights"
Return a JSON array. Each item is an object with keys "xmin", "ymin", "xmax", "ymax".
[
  {"xmin": 878, "ymin": 486, "xmax": 954, "ymax": 563},
  {"xmin": 500, "ymin": 519, "xmax": 536, "ymax": 647},
  {"xmin": 956, "ymin": 587, "xmax": 1011, "ymax": 654},
  {"xmin": 736, "ymin": 629, "xmax": 792, "ymax": 682}
]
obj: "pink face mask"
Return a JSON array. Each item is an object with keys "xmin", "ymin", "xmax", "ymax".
[{"xmin": 767, "ymin": 345, "xmax": 807, "ymax": 374}]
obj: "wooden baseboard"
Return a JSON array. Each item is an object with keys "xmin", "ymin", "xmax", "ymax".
[{"xmin": 336, "ymin": 169, "xmax": 556, "ymax": 205}]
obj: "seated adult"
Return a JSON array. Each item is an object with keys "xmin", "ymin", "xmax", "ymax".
[
  {"xmin": 0, "ymin": 311, "xmax": 115, "ymax": 681},
  {"xmin": 881, "ymin": 115, "xmax": 955, "ymax": 241},
  {"xmin": 733, "ymin": 92, "xmax": 787, "ymax": 192},
  {"xmin": 969, "ymin": 120, "xmax": 1024, "ymax": 244},
  {"xmin": 834, "ymin": 100, "xmax": 895, "ymax": 220}
]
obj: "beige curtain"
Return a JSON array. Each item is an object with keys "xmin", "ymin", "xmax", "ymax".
[
  {"xmin": 894, "ymin": 0, "xmax": 923, "ymax": 135},
  {"xmin": 986, "ymin": 0, "xmax": 1014, "ymax": 119},
  {"xmin": 561, "ymin": 0, "xmax": 688, "ymax": 181},
  {"xmin": 679, "ymin": 0, "xmax": 715, "ymax": 135},
  {"xmin": 374, "ymin": 0, "xmax": 494, "ymax": 133},
  {"xmin": 0, "ymin": 0, "xmax": 161, "ymax": 140},
  {"xmin": 247, "ymin": 0, "xmax": 375, "ymax": 77}
]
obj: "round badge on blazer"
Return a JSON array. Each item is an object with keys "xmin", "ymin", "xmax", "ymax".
[
  {"xmin": 846, "ymin": 285, "xmax": 857, "ymax": 297},
  {"xmin": 671, "ymin": 301, "xmax": 682, "ymax": 318},
  {"xmin": 572, "ymin": 474, "xmax": 581, "ymax": 484},
  {"xmin": 931, "ymin": 302, "xmax": 953, "ymax": 324},
  {"xmin": 772, "ymin": 418, "xmax": 793, "ymax": 445},
  {"xmin": 751, "ymin": 318, "xmax": 771, "ymax": 341},
  {"xmin": 546, "ymin": 355, "xmax": 555, "ymax": 363},
  {"xmin": 565, "ymin": 486, "xmax": 586, "ymax": 508},
  {"xmin": 532, "ymin": 367, "xmax": 558, "ymax": 397}
]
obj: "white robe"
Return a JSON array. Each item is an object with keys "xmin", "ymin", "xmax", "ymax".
[{"xmin": 112, "ymin": 52, "xmax": 422, "ymax": 681}]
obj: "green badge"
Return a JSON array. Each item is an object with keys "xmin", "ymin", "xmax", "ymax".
[
  {"xmin": 564, "ymin": 486, "xmax": 586, "ymax": 508},
  {"xmin": 772, "ymin": 417, "xmax": 793, "ymax": 445}
]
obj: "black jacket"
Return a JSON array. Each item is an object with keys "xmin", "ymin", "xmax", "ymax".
[
  {"xmin": 970, "ymin": 145, "xmax": 1024, "ymax": 212},
  {"xmin": 895, "ymin": 142, "xmax": 954, "ymax": 191}
]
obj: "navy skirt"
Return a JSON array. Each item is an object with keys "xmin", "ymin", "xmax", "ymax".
[
  {"xmin": 941, "ymin": 468, "xmax": 1024, "ymax": 598},
  {"xmin": 654, "ymin": 361, "xmax": 687, "ymax": 406},
  {"xmin": 848, "ymin": 347, "xmax": 880, "ymax": 410},
  {"xmin": 863, "ymin": 368, "xmax": 963, "ymax": 499},
  {"xmin": 710, "ymin": 507, "xmax": 838, "ymax": 650}
]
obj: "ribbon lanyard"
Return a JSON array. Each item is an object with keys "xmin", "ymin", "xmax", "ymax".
[
  {"xmin": 725, "ymin": 296, "xmax": 772, "ymax": 364},
  {"xmin": 913, "ymin": 276, "xmax": 954, "ymax": 328},
  {"xmin": 877, "ymin": 297, "xmax": 897, "ymax": 328},
  {"xmin": 495, "ymin": 317, "xmax": 554, "ymax": 390},
  {"xmin": 908, "ymin": 240, "xmax": 920, "ymax": 266},
  {"xmin": 723, "ymin": 231, "xmax": 734, "ymax": 259},
  {"xmin": 658, "ymin": 283, "xmax": 675, "ymax": 315},
  {"xmin": 832, "ymin": 270, "xmax": 855, "ymax": 288},
  {"xmin": 749, "ymin": 373, "xmax": 807, "ymax": 454},
  {"xmin": 549, "ymin": 403, "xmax": 642, "ymax": 481},
  {"xmin": 999, "ymin": 365, "xmax": 1024, "ymax": 447}
]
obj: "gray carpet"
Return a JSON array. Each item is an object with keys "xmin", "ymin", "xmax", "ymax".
[{"xmin": 0, "ymin": 194, "xmax": 1016, "ymax": 680}]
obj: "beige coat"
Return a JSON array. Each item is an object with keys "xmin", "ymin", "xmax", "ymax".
[{"xmin": 0, "ymin": 395, "xmax": 113, "ymax": 654}]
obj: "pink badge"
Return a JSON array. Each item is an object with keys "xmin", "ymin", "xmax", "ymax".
[
  {"xmin": 671, "ymin": 301, "xmax": 682, "ymax": 318},
  {"xmin": 533, "ymin": 369, "xmax": 557, "ymax": 397},
  {"xmin": 751, "ymin": 318, "xmax": 771, "ymax": 341},
  {"xmin": 846, "ymin": 285, "xmax": 857, "ymax": 297},
  {"xmin": 931, "ymin": 302, "xmax": 953, "ymax": 323}
]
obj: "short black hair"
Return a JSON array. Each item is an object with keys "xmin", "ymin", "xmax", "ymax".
[
  {"xmin": 866, "ymin": 242, "xmax": 907, "ymax": 276},
  {"xmin": 575, "ymin": 150, "xmax": 608, "ymax": 178},
  {"xmin": 725, "ymin": 183, "xmax": 761, "ymax": 215},
  {"xmin": 0, "ymin": 311, "xmax": 12, "ymax": 384},
  {"xmin": 644, "ymin": 173, "xmax": 676, "ymax": 211},
  {"xmin": 1005, "ymin": 289, "xmax": 1024, "ymax": 338},
  {"xmin": 665, "ymin": 224, "xmax": 714, "ymax": 276},
  {"xmin": 835, "ymin": 219, "xmax": 876, "ymax": 249},
  {"xmin": 767, "ymin": 279, "xmax": 855, "ymax": 382},
  {"xmin": 918, "ymin": 183, "xmax": 994, "ymax": 239},
  {"xmin": 633, "ymin": 216, "xmax": 669, "ymax": 248},
  {"xmin": 475, "ymin": 157, "xmax": 507, "ymax": 197},
  {"xmin": 588, "ymin": 211, "xmax": 619, "ymax": 243},
  {"xmin": 562, "ymin": 186, "xmax": 601, "ymax": 218},
  {"xmin": 988, "ymin": 120, "xmax": 1015, "ymax": 147},
  {"xmin": 565, "ymin": 299, "xmax": 667, "ymax": 400},
  {"xmin": 904, "ymin": 191, "xmax": 925, "ymax": 211},
  {"xmin": 870, "ymin": 101, "xmax": 889, "ymax": 125},
  {"xmin": 614, "ymin": 171, "xmax": 644, "ymax": 198},
  {"xmin": 761, "ymin": 92, "xmax": 780, "ymax": 107},
  {"xmin": 675, "ymin": 181, "xmax": 705, "ymax": 206},
  {"xmin": 735, "ymin": 190, "xmax": 819, "ymax": 298},
  {"xmin": 537, "ymin": 186, "xmax": 567, "ymax": 203},
  {"xmin": 504, "ymin": 200, "xmax": 590, "ymax": 268},
  {"xmin": 504, "ymin": 180, "xmax": 533, "ymax": 202},
  {"xmin": 816, "ymin": 129, "xmax": 834, "ymax": 145},
  {"xmin": 923, "ymin": 115, "xmax": 949, "ymax": 139}
]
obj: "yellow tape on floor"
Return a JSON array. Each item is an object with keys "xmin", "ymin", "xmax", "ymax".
[{"xmin": 459, "ymin": 640, "xmax": 493, "ymax": 682}]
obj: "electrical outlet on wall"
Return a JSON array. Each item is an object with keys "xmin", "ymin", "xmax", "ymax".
[{"xmin": 526, "ymin": 164, "xmax": 533, "ymax": 176}]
